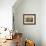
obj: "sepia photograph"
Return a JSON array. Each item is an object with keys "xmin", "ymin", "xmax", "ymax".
[
  {"xmin": 23, "ymin": 14, "xmax": 36, "ymax": 25},
  {"xmin": 0, "ymin": 0, "xmax": 45, "ymax": 46}
]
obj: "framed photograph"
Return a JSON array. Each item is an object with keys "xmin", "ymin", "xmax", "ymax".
[{"xmin": 23, "ymin": 14, "xmax": 36, "ymax": 25}]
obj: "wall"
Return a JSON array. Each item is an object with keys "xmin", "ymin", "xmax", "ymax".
[
  {"xmin": 41, "ymin": 0, "xmax": 46, "ymax": 46},
  {"xmin": 0, "ymin": 0, "xmax": 16, "ymax": 30},
  {"xmin": 13, "ymin": 0, "xmax": 41, "ymax": 46}
]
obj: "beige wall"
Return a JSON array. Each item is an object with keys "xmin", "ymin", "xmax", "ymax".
[
  {"xmin": 13, "ymin": 0, "xmax": 46, "ymax": 46},
  {"xmin": 13, "ymin": 0, "xmax": 41, "ymax": 46},
  {"xmin": 41, "ymin": 0, "xmax": 46, "ymax": 46}
]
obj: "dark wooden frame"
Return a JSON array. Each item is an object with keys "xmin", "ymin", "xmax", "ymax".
[{"xmin": 23, "ymin": 14, "xmax": 36, "ymax": 25}]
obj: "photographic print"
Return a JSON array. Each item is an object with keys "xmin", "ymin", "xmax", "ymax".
[{"xmin": 23, "ymin": 14, "xmax": 36, "ymax": 25}]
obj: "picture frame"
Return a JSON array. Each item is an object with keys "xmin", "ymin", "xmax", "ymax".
[{"xmin": 23, "ymin": 14, "xmax": 36, "ymax": 25}]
